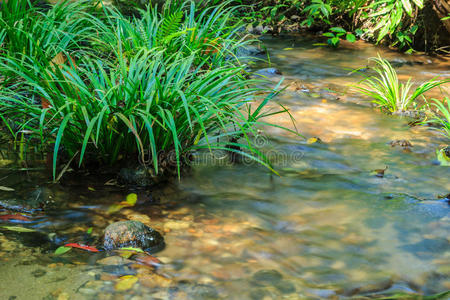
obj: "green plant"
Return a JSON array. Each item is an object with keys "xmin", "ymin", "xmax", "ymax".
[
  {"xmin": 354, "ymin": 55, "xmax": 450, "ymax": 113},
  {"xmin": 429, "ymin": 97, "xmax": 450, "ymax": 139},
  {"xmin": 0, "ymin": 0, "xmax": 296, "ymax": 180},
  {"xmin": 322, "ymin": 27, "xmax": 356, "ymax": 47},
  {"xmin": 302, "ymin": 0, "xmax": 332, "ymax": 27},
  {"xmin": 365, "ymin": 0, "xmax": 423, "ymax": 45}
]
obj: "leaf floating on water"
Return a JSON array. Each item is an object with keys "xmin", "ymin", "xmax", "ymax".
[
  {"xmin": 0, "ymin": 186, "xmax": 15, "ymax": 191},
  {"xmin": 86, "ymin": 227, "xmax": 93, "ymax": 235},
  {"xmin": 436, "ymin": 149, "xmax": 450, "ymax": 166},
  {"xmin": 88, "ymin": 186, "xmax": 96, "ymax": 191},
  {"xmin": 1, "ymin": 226, "xmax": 36, "ymax": 232},
  {"xmin": 107, "ymin": 203, "xmax": 126, "ymax": 214},
  {"xmin": 115, "ymin": 275, "xmax": 138, "ymax": 291},
  {"xmin": 134, "ymin": 253, "xmax": 162, "ymax": 267},
  {"xmin": 283, "ymin": 47, "xmax": 294, "ymax": 51},
  {"xmin": 120, "ymin": 247, "xmax": 144, "ymax": 253},
  {"xmin": 54, "ymin": 246, "xmax": 72, "ymax": 255},
  {"xmin": 0, "ymin": 214, "xmax": 31, "ymax": 222},
  {"xmin": 371, "ymin": 166, "xmax": 388, "ymax": 178},
  {"xmin": 307, "ymin": 137, "xmax": 322, "ymax": 144},
  {"xmin": 125, "ymin": 193, "xmax": 137, "ymax": 206},
  {"xmin": 116, "ymin": 247, "xmax": 144, "ymax": 258},
  {"xmin": 64, "ymin": 243, "xmax": 99, "ymax": 252}
]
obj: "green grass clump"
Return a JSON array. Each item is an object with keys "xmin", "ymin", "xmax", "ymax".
[
  {"xmin": 0, "ymin": 0, "xmax": 293, "ymax": 179},
  {"xmin": 354, "ymin": 55, "xmax": 450, "ymax": 113},
  {"xmin": 428, "ymin": 97, "xmax": 450, "ymax": 139}
]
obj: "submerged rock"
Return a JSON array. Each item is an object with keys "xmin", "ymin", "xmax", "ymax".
[
  {"xmin": 118, "ymin": 167, "xmax": 153, "ymax": 187},
  {"xmin": 103, "ymin": 220, "xmax": 165, "ymax": 253},
  {"xmin": 251, "ymin": 269, "xmax": 283, "ymax": 286},
  {"xmin": 253, "ymin": 68, "xmax": 283, "ymax": 79}
]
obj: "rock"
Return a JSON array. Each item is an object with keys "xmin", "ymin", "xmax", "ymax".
[
  {"xmin": 393, "ymin": 110, "xmax": 425, "ymax": 119},
  {"xmin": 252, "ymin": 269, "xmax": 283, "ymax": 286},
  {"xmin": 0, "ymin": 186, "xmax": 56, "ymax": 213},
  {"xmin": 274, "ymin": 280, "xmax": 296, "ymax": 294},
  {"xmin": 164, "ymin": 220, "xmax": 190, "ymax": 230},
  {"xmin": 103, "ymin": 221, "xmax": 165, "ymax": 253},
  {"xmin": 118, "ymin": 167, "xmax": 153, "ymax": 187},
  {"xmin": 389, "ymin": 139, "xmax": 413, "ymax": 149},
  {"xmin": 236, "ymin": 45, "xmax": 266, "ymax": 58},
  {"xmin": 97, "ymin": 256, "xmax": 133, "ymax": 266},
  {"xmin": 253, "ymin": 68, "xmax": 283, "ymax": 79}
]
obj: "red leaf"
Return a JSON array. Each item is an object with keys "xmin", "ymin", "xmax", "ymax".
[
  {"xmin": 134, "ymin": 253, "xmax": 162, "ymax": 267},
  {"xmin": 64, "ymin": 243, "xmax": 100, "ymax": 252},
  {"xmin": 0, "ymin": 214, "xmax": 31, "ymax": 222}
]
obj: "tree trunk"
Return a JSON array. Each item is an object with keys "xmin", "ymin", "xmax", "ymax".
[{"xmin": 432, "ymin": 0, "xmax": 450, "ymax": 33}]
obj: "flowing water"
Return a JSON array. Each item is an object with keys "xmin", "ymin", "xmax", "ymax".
[{"xmin": 0, "ymin": 35, "xmax": 449, "ymax": 300}]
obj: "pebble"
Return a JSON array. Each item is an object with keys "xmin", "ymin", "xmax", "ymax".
[{"xmin": 164, "ymin": 220, "xmax": 190, "ymax": 230}]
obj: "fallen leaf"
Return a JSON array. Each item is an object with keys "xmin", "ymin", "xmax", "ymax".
[
  {"xmin": 0, "ymin": 186, "xmax": 14, "ymax": 191},
  {"xmin": 1, "ymin": 226, "xmax": 36, "ymax": 232},
  {"xmin": 54, "ymin": 246, "xmax": 72, "ymax": 255},
  {"xmin": 120, "ymin": 247, "xmax": 144, "ymax": 253},
  {"xmin": 371, "ymin": 166, "xmax": 388, "ymax": 178},
  {"xmin": 88, "ymin": 187, "xmax": 96, "ymax": 191},
  {"xmin": 115, "ymin": 275, "xmax": 138, "ymax": 291},
  {"xmin": 0, "ymin": 214, "xmax": 31, "ymax": 222},
  {"xmin": 307, "ymin": 137, "xmax": 322, "ymax": 144},
  {"xmin": 283, "ymin": 47, "xmax": 294, "ymax": 50},
  {"xmin": 107, "ymin": 203, "xmax": 126, "ymax": 214},
  {"xmin": 64, "ymin": 243, "xmax": 99, "ymax": 252},
  {"xmin": 125, "ymin": 193, "xmax": 137, "ymax": 206},
  {"xmin": 134, "ymin": 253, "xmax": 162, "ymax": 267},
  {"xmin": 86, "ymin": 227, "xmax": 93, "ymax": 235}
]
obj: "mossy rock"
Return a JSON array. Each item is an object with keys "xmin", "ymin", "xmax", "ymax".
[{"xmin": 104, "ymin": 220, "xmax": 165, "ymax": 253}]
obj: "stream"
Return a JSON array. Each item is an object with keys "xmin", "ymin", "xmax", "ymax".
[{"xmin": 0, "ymin": 35, "xmax": 449, "ymax": 300}]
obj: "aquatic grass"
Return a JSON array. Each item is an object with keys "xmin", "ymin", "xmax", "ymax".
[
  {"xmin": 0, "ymin": 0, "xmax": 99, "ymax": 86},
  {"xmin": 354, "ymin": 55, "xmax": 450, "ymax": 113},
  {"xmin": 0, "ymin": 49, "xmax": 290, "ymax": 179},
  {"xmin": 429, "ymin": 97, "xmax": 450, "ymax": 139}
]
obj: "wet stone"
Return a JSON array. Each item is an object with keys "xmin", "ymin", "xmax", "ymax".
[
  {"xmin": 31, "ymin": 269, "xmax": 47, "ymax": 278},
  {"xmin": 252, "ymin": 269, "xmax": 283, "ymax": 286},
  {"xmin": 253, "ymin": 68, "xmax": 283, "ymax": 79},
  {"xmin": 274, "ymin": 280, "xmax": 296, "ymax": 294},
  {"xmin": 103, "ymin": 220, "xmax": 165, "ymax": 253}
]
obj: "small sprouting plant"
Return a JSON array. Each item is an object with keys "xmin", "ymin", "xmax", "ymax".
[
  {"xmin": 354, "ymin": 55, "xmax": 450, "ymax": 113},
  {"xmin": 322, "ymin": 27, "xmax": 356, "ymax": 47}
]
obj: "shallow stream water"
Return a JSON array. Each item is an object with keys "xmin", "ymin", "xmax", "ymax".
[{"xmin": 0, "ymin": 35, "xmax": 449, "ymax": 299}]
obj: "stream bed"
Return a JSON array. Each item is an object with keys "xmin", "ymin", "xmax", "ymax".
[{"xmin": 0, "ymin": 35, "xmax": 449, "ymax": 299}]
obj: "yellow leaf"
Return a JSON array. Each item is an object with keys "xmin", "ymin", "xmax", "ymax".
[
  {"xmin": 126, "ymin": 193, "xmax": 137, "ymax": 206},
  {"xmin": 283, "ymin": 47, "xmax": 294, "ymax": 50},
  {"xmin": 50, "ymin": 52, "xmax": 66, "ymax": 69},
  {"xmin": 307, "ymin": 137, "xmax": 318, "ymax": 144},
  {"xmin": 115, "ymin": 275, "xmax": 138, "ymax": 291},
  {"xmin": 88, "ymin": 187, "xmax": 96, "ymax": 191},
  {"xmin": 321, "ymin": 99, "xmax": 327, "ymax": 103},
  {"xmin": 277, "ymin": 55, "xmax": 287, "ymax": 59},
  {"xmin": 107, "ymin": 204, "xmax": 126, "ymax": 214}
]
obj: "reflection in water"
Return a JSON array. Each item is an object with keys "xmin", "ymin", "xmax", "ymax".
[{"xmin": 0, "ymin": 36, "xmax": 449, "ymax": 299}]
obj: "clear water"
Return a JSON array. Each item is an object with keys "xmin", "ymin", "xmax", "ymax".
[{"xmin": 0, "ymin": 35, "xmax": 449, "ymax": 299}]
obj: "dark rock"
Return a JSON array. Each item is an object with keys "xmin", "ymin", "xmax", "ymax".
[
  {"xmin": 118, "ymin": 167, "xmax": 153, "ymax": 187},
  {"xmin": 389, "ymin": 140, "xmax": 413, "ymax": 149},
  {"xmin": 252, "ymin": 269, "xmax": 283, "ymax": 286},
  {"xmin": 393, "ymin": 110, "xmax": 425, "ymax": 119},
  {"xmin": 275, "ymin": 280, "xmax": 296, "ymax": 294},
  {"xmin": 103, "ymin": 220, "xmax": 165, "ymax": 253},
  {"xmin": 0, "ymin": 186, "xmax": 56, "ymax": 213},
  {"xmin": 31, "ymin": 269, "xmax": 47, "ymax": 278},
  {"xmin": 236, "ymin": 45, "xmax": 266, "ymax": 58},
  {"xmin": 253, "ymin": 68, "xmax": 283, "ymax": 79}
]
